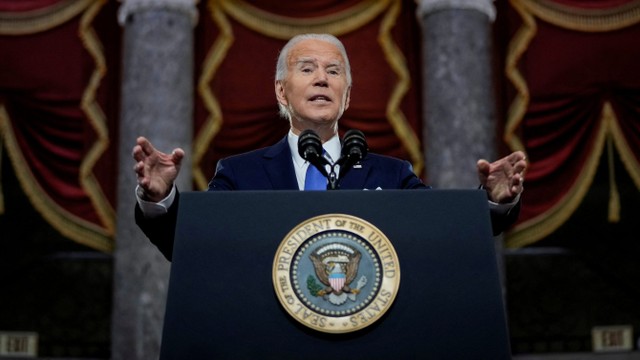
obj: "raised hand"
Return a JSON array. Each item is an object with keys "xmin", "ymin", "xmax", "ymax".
[
  {"xmin": 132, "ymin": 136, "xmax": 184, "ymax": 202},
  {"xmin": 477, "ymin": 151, "xmax": 527, "ymax": 204}
]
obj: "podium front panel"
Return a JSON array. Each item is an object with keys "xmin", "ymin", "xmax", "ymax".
[{"xmin": 160, "ymin": 190, "xmax": 511, "ymax": 359}]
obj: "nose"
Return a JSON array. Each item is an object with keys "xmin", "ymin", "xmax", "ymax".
[{"xmin": 314, "ymin": 70, "xmax": 328, "ymax": 87}]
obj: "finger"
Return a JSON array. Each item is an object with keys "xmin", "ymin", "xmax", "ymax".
[
  {"xmin": 132, "ymin": 145, "xmax": 145, "ymax": 162},
  {"xmin": 138, "ymin": 177, "xmax": 151, "ymax": 190},
  {"xmin": 513, "ymin": 159, "xmax": 528, "ymax": 175},
  {"xmin": 133, "ymin": 161, "xmax": 145, "ymax": 175},
  {"xmin": 511, "ymin": 150, "xmax": 526, "ymax": 161},
  {"xmin": 506, "ymin": 151, "xmax": 526, "ymax": 166},
  {"xmin": 510, "ymin": 174, "xmax": 524, "ymax": 194},
  {"xmin": 511, "ymin": 172, "xmax": 523, "ymax": 186},
  {"xmin": 137, "ymin": 136, "xmax": 157, "ymax": 156},
  {"xmin": 171, "ymin": 148, "xmax": 185, "ymax": 164},
  {"xmin": 511, "ymin": 181, "xmax": 523, "ymax": 195}
]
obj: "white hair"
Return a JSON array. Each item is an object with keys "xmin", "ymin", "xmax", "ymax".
[{"xmin": 275, "ymin": 33, "xmax": 352, "ymax": 121}]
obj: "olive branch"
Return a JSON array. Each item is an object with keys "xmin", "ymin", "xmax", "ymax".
[{"xmin": 307, "ymin": 275, "xmax": 323, "ymax": 296}]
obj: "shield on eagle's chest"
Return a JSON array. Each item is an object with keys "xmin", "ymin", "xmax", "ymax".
[{"xmin": 329, "ymin": 273, "xmax": 346, "ymax": 292}]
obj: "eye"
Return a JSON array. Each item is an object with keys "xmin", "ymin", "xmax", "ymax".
[
  {"xmin": 327, "ymin": 67, "xmax": 341, "ymax": 76},
  {"xmin": 300, "ymin": 67, "xmax": 313, "ymax": 74}
]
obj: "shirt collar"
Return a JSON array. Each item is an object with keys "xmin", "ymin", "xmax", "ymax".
[{"xmin": 288, "ymin": 129, "xmax": 341, "ymax": 168}]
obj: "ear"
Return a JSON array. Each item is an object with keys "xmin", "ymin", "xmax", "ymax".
[
  {"xmin": 344, "ymin": 86, "xmax": 352, "ymax": 111},
  {"xmin": 275, "ymin": 80, "xmax": 288, "ymax": 107}
]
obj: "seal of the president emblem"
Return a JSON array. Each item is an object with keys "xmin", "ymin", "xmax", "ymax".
[{"xmin": 273, "ymin": 214, "xmax": 400, "ymax": 333}]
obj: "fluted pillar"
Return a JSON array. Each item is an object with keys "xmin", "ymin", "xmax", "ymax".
[
  {"xmin": 112, "ymin": 1, "xmax": 196, "ymax": 359},
  {"xmin": 416, "ymin": 0, "xmax": 497, "ymax": 189}
]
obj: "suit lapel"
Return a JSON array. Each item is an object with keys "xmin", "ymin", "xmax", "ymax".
[
  {"xmin": 259, "ymin": 136, "xmax": 374, "ymax": 190},
  {"xmin": 338, "ymin": 158, "xmax": 372, "ymax": 190},
  {"xmin": 262, "ymin": 137, "xmax": 299, "ymax": 190}
]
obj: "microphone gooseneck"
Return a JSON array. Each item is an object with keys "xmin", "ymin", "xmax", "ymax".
[
  {"xmin": 298, "ymin": 129, "xmax": 329, "ymax": 178},
  {"xmin": 297, "ymin": 129, "xmax": 369, "ymax": 190},
  {"xmin": 337, "ymin": 129, "xmax": 368, "ymax": 180}
]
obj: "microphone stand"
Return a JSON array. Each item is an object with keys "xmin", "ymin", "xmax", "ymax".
[
  {"xmin": 327, "ymin": 163, "xmax": 339, "ymax": 190},
  {"xmin": 298, "ymin": 128, "xmax": 368, "ymax": 191}
]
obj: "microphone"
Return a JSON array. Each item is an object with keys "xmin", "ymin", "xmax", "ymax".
[
  {"xmin": 337, "ymin": 129, "xmax": 368, "ymax": 179},
  {"xmin": 298, "ymin": 129, "xmax": 329, "ymax": 178}
]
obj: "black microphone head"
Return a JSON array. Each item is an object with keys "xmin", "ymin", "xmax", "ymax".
[
  {"xmin": 341, "ymin": 129, "xmax": 368, "ymax": 160},
  {"xmin": 298, "ymin": 129, "xmax": 323, "ymax": 161}
]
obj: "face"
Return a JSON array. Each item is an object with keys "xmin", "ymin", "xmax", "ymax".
[{"xmin": 275, "ymin": 39, "xmax": 351, "ymax": 138}]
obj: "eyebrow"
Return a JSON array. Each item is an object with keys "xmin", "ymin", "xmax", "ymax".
[
  {"xmin": 295, "ymin": 57, "xmax": 343, "ymax": 68},
  {"xmin": 295, "ymin": 58, "xmax": 315, "ymax": 67}
]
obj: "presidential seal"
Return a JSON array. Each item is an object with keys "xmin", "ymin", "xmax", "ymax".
[{"xmin": 273, "ymin": 214, "xmax": 400, "ymax": 334}]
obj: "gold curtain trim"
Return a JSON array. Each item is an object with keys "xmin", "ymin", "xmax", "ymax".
[
  {"xmin": 505, "ymin": 0, "xmax": 640, "ymax": 152},
  {"xmin": 219, "ymin": 0, "xmax": 391, "ymax": 39},
  {"xmin": 0, "ymin": 0, "xmax": 94, "ymax": 35},
  {"xmin": 520, "ymin": 0, "xmax": 640, "ymax": 32},
  {"xmin": 0, "ymin": 2, "xmax": 114, "ymax": 252},
  {"xmin": 606, "ymin": 135, "xmax": 620, "ymax": 223},
  {"xmin": 607, "ymin": 103, "xmax": 640, "ymax": 191},
  {"xmin": 505, "ymin": 103, "xmax": 610, "ymax": 248},
  {"xmin": 193, "ymin": 1, "xmax": 234, "ymax": 190},
  {"xmin": 78, "ymin": 0, "xmax": 116, "ymax": 241},
  {"xmin": 505, "ymin": 0, "xmax": 536, "ymax": 155},
  {"xmin": 505, "ymin": 0, "xmax": 640, "ymax": 247},
  {"xmin": 0, "ymin": 105, "xmax": 113, "ymax": 252},
  {"xmin": 379, "ymin": 0, "xmax": 424, "ymax": 175},
  {"xmin": 196, "ymin": 0, "xmax": 423, "ymax": 186},
  {"xmin": 505, "ymin": 102, "xmax": 638, "ymax": 248}
]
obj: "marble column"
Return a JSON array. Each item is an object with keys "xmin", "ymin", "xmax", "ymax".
[
  {"xmin": 112, "ymin": 1, "xmax": 196, "ymax": 359},
  {"xmin": 416, "ymin": 0, "xmax": 507, "ymax": 298},
  {"xmin": 416, "ymin": 0, "xmax": 497, "ymax": 189}
]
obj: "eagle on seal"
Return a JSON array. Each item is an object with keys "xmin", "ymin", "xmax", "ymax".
[{"xmin": 310, "ymin": 243, "xmax": 362, "ymax": 296}]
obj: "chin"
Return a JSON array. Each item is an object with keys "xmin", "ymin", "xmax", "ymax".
[{"xmin": 302, "ymin": 112, "xmax": 338, "ymax": 123}]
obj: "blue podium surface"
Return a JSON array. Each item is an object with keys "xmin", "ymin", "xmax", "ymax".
[{"xmin": 160, "ymin": 190, "xmax": 511, "ymax": 359}]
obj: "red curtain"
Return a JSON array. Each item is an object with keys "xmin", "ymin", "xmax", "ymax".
[
  {"xmin": 0, "ymin": 0, "xmax": 120, "ymax": 251},
  {"xmin": 504, "ymin": 0, "xmax": 640, "ymax": 247},
  {"xmin": 0, "ymin": 0, "xmax": 423, "ymax": 252},
  {"xmin": 0, "ymin": 1, "xmax": 62, "ymax": 12},
  {"xmin": 5, "ymin": 0, "xmax": 638, "ymax": 251}
]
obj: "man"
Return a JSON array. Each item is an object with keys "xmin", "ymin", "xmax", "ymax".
[{"xmin": 133, "ymin": 33, "xmax": 527, "ymax": 261}]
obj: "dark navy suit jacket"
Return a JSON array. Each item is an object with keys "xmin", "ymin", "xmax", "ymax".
[
  {"xmin": 136, "ymin": 137, "xmax": 518, "ymax": 260},
  {"xmin": 208, "ymin": 137, "xmax": 427, "ymax": 191}
]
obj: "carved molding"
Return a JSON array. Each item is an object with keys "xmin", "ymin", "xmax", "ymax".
[
  {"xmin": 415, "ymin": 0, "xmax": 496, "ymax": 22},
  {"xmin": 118, "ymin": 0, "xmax": 198, "ymax": 25}
]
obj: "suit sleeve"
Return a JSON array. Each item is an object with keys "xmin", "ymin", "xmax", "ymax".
[
  {"xmin": 489, "ymin": 197, "xmax": 521, "ymax": 236},
  {"xmin": 135, "ymin": 158, "xmax": 233, "ymax": 262},
  {"xmin": 397, "ymin": 158, "xmax": 520, "ymax": 235},
  {"xmin": 135, "ymin": 191, "xmax": 180, "ymax": 261}
]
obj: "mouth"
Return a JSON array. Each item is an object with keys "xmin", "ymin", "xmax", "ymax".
[{"xmin": 308, "ymin": 95, "xmax": 332, "ymax": 103}]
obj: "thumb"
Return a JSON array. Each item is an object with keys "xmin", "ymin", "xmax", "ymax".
[{"xmin": 476, "ymin": 159, "xmax": 490, "ymax": 175}]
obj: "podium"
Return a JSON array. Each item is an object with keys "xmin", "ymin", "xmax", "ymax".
[{"xmin": 160, "ymin": 190, "xmax": 511, "ymax": 359}]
